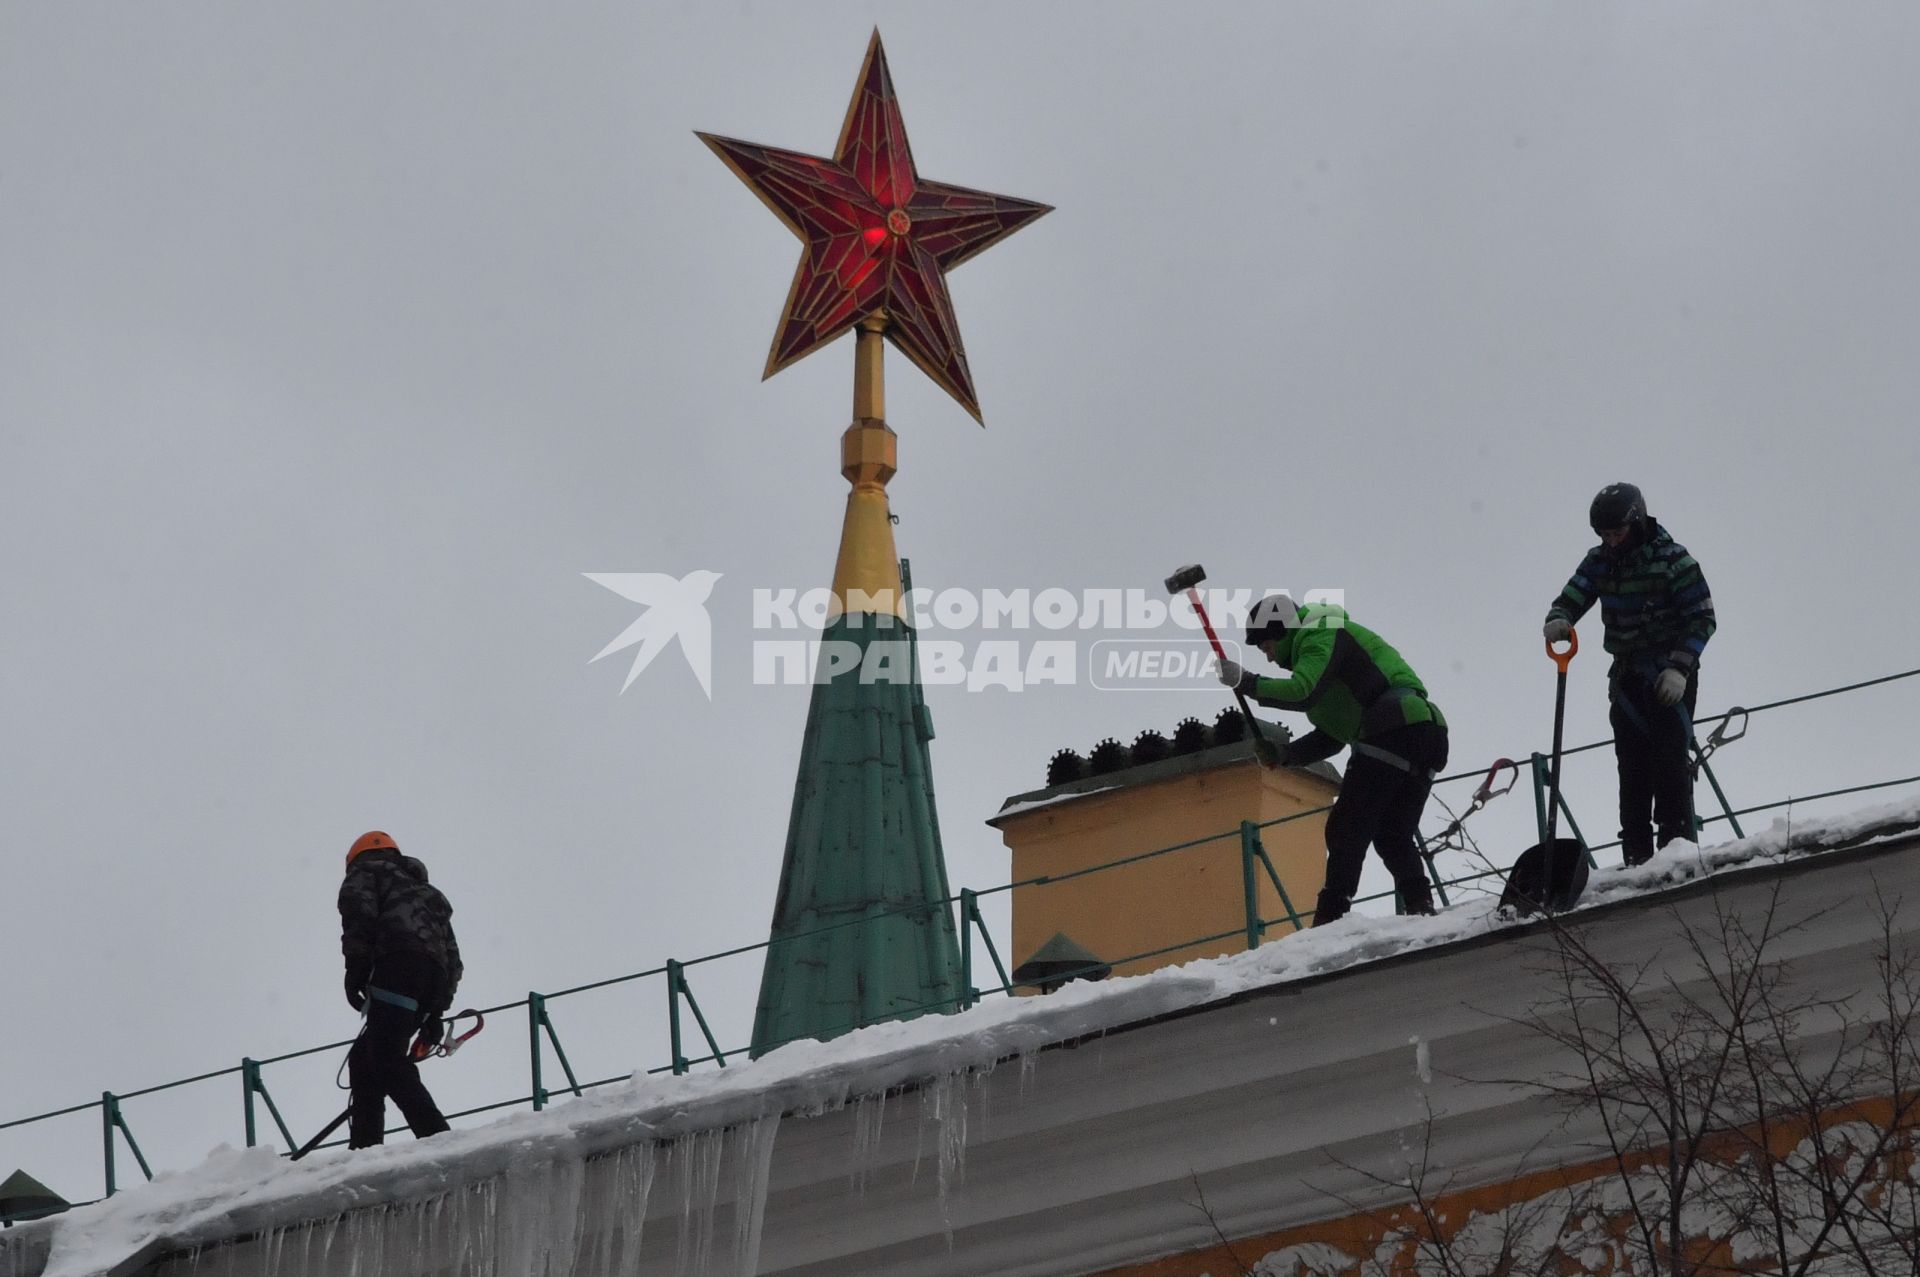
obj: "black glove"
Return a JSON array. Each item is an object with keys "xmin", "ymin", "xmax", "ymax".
[
  {"xmin": 417, "ymin": 1014, "xmax": 445, "ymax": 1047},
  {"xmin": 345, "ymin": 971, "xmax": 367, "ymax": 1012}
]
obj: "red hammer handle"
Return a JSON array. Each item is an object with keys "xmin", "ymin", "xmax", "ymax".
[{"xmin": 1185, "ymin": 588, "xmax": 1230, "ymax": 661}]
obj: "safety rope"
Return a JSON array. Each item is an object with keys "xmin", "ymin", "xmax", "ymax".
[{"xmin": 1427, "ymin": 757, "xmax": 1519, "ymax": 859}]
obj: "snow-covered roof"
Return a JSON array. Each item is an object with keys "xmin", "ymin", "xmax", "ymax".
[{"xmin": 6, "ymin": 793, "xmax": 1916, "ymax": 1277}]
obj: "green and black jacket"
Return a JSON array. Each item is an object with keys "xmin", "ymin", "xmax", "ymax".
[
  {"xmin": 1241, "ymin": 602, "xmax": 1445, "ymax": 765},
  {"xmin": 1544, "ymin": 519, "xmax": 1715, "ymax": 677}
]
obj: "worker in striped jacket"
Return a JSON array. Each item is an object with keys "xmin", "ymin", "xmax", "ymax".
[{"xmin": 1543, "ymin": 483, "xmax": 1716, "ymax": 865}]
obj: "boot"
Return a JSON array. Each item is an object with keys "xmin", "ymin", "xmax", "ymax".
[
  {"xmin": 1658, "ymin": 826, "xmax": 1699, "ymax": 854},
  {"xmin": 1397, "ymin": 883, "xmax": 1437, "ymax": 917},
  {"xmin": 1312, "ymin": 889, "xmax": 1351, "ymax": 927}
]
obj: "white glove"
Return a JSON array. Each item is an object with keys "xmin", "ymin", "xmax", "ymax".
[
  {"xmin": 1655, "ymin": 668, "xmax": 1687, "ymax": 707},
  {"xmin": 1216, "ymin": 656, "xmax": 1246, "ymax": 689},
  {"xmin": 1543, "ymin": 617, "xmax": 1572, "ymax": 643}
]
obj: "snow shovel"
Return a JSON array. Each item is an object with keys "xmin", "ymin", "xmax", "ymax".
[
  {"xmin": 289, "ymin": 1009, "xmax": 485, "ymax": 1161},
  {"xmin": 1501, "ymin": 630, "xmax": 1589, "ymax": 915}
]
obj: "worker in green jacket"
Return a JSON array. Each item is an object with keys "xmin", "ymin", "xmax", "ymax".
[{"xmin": 1218, "ymin": 594, "xmax": 1448, "ymax": 926}]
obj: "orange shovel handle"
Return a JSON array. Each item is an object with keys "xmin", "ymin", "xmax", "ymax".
[{"xmin": 1545, "ymin": 628, "xmax": 1578, "ymax": 673}]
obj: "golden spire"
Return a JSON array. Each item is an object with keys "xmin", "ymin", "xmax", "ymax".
[{"xmin": 829, "ymin": 316, "xmax": 906, "ymax": 620}]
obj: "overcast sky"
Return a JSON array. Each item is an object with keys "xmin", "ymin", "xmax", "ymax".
[{"xmin": 5, "ymin": 3, "xmax": 1918, "ymax": 1201}]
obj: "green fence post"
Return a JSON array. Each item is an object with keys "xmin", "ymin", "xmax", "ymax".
[
  {"xmin": 1529, "ymin": 752, "xmax": 1550, "ymax": 847},
  {"xmin": 102, "ymin": 1093, "xmax": 116, "ymax": 1199},
  {"xmin": 1698, "ymin": 757, "xmax": 1745, "ymax": 840},
  {"xmin": 959, "ymin": 889, "xmax": 978, "ymax": 1008},
  {"xmin": 1415, "ymin": 832, "xmax": 1452, "ymax": 907},
  {"xmin": 667, "ymin": 960, "xmax": 688, "ymax": 1076},
  {"xmin": 671, "ymin": 965, "xmax": 727, "ymax": 1070},
  {"xmin": 1271, "ymin": 872, "xmax": 1305, "ymax": 932},
  {"xmin": 962, "ymin": 892, "xmax": 1013, "ymax": 996},
  {"xmin": 1552, "ymin": 789, "xmax": 1597, "ymax": 867},
  {"xmin": 99, "ymin": 1092, "xmax": 151, "ymax": 1198},
  {"xmin": 121, "ymin": 1108, "xmax": 152, "ymax": 1185},
  {"xmin": 242, "ymin": 1059, "xmax": 260, "ymax": 1148},
  {"xmin": 526, "ymin": 1000, "xmax": 584, "ymax": 1099},
  {"xmin": 1239, "ymin": 822, "xmax": 1263, "ymax": 949},
  {"xmin": 240, "ymin": 1062, "xmax": 298, "ymax": 1152},
  {"xmin": 528, "ymin": 993, "xmax": 548, "ymax": 1111},
  {"xmin": 1529, "ymin": 751, "xmax": 1602, "ymax": 867},
  {"xmin": 1246, "ymin": 832, "xmax": 1306, "ymax": 931}
]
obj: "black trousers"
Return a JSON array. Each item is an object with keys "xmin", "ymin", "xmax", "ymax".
[
  {"xmin": 1609, "ymin": 667, "xmax": 1699, "ymax": 863},
  {"xmin": 1319, "ymin": 722, "xmax": 1450, "ymax": 921},
  {"xmin": 348, "ymin": 951, "xmax": 450, "ymax": 1148}
]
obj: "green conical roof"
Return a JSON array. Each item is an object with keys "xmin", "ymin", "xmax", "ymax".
[
  {"xmin": 750, "ymin": 608, "xmax": 963, "ymax": 1057},
  {"xmin": 0, "ymin": 1168, "xmax": 68, "ymax": 1223},
  {"xmin": 1013, "ymin": 932, "xmax": 1112, "ymax": 993}
]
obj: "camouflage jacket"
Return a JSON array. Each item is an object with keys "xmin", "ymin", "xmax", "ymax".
[{"xmin": 338, "ymin": 849, "xmax": 462, "ymax": 1009}]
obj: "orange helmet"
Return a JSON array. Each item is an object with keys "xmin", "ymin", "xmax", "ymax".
[{"xmin": 347, "ymin": 830, "xmax": 398, "ymax": 867}]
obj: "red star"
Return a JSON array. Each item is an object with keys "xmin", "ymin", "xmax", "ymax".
[{"xmin": 698, "ymin": 31, "xmax": 1051, "ymax": 424}]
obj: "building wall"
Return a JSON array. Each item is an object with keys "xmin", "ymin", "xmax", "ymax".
[{"xmin": 1082, "ymin": 1094, "xmax": 1920, "ymax": 1276}]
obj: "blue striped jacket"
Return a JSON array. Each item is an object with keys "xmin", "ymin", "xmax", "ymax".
[{"xmin": 1545, "ymin": 520, "xmax": 1715, "ymax": 675}]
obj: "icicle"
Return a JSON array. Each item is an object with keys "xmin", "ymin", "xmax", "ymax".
[
  {"xmin": 347, "ymin": 1204, "xmax": 380, "ymax": 1276},
  {"xmin": 969, "ymin": 1061, "xmax": 996, "ymax": 1130},
  {"xmin": 670, "ymin": 1126, "xmax": 726, "ymax": 1277},
  {"xmin": 545, "ymin": 1155, "xmax": 587, "ymax": 1275},
  {"xmin": 918, "ymin": 1067, "xmax": 975, "ymax": 1239},
  {"xmin": 909, "ymin": 1086, "xmax": 927, "ymax": 1187},
  {"xmin": 271, "ymin": 1220, "xmax": 300, "ymax": 1277},
  {"xmin": 488, "ymin": 1154, "xmax": 585, "ymax": 1276},
  {"xmin": 934, "ymin": 1073, "xmax": 969, "ymax": 1194},
  {"xmin": 462, "ymin": 1175, "xmax": 497, "ymax": 1274},
  {"xmin": 404, "ymin": 1194, "xmax": 433, "ymax": 1274},
  {"xmin": 617, "ymin": 1140, "xmax": 661, "ymax": 1277},
  {"xmin": 577, "ymin": 1140, "xmax": 657, "ymax": 1277},
  {"xmin": 727, "ymin": 1115, "xmax": 781, "ymax": 1277},
  {"xmin": 849, "ymin": 1088, "xmax": 889, "ymax": 1192},
  {"xmin": 642, "ymin": 1117, "xmax": 786, "ymax": 1277},
  {"xmin": 314, "ymin": 1211, "xmax": 343, "ymax": 1276},
  {"xmin": 1017, "ymin": 1047, "xmax": 1040, "ymax": 1096},
  {"xmin": 802, "ymin": 1080, "xmax": 853, "ymax": 1118}
]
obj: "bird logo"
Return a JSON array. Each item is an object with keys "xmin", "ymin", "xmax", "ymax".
[{"xmin": 583, "ymin": 570, "xmax": 723, "ymax": 698}]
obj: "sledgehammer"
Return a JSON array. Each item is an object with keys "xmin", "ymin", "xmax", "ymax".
[{"xmin": 1164, "ymin": 564, "xmax": 1280, "ymax": 768}]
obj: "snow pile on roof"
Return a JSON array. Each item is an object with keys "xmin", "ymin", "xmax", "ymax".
[{"xmin": 11, "ymin": 792, "xmax": 1918, "ymax": 1277}]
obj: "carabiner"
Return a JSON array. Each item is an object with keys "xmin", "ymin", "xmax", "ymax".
[{"xmin": 1474, "ymin": 757, "xmax": 1519, "ymax": 809}]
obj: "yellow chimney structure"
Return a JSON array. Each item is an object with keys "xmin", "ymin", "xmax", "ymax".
[{"xmin": 988, "ymin": 730, "xmax": 1339, "ymax": 989}]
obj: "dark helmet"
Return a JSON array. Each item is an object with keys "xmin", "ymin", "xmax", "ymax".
[
  {"xmin": 1244, "ymin": 593, "xmax": 1299, "ymax": 647},
  {"xmin": 1589, "ymin": 482, "xmax": 1647, "ymax": 534}
]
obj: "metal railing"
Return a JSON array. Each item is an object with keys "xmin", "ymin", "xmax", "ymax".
[{"xmin": 4, "ymin": 664, "xmax": 1916, "ymax": 1212}]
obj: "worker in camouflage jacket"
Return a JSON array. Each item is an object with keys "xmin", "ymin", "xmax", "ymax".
[
  {"xmin": 1544, "ymin": 482, "xmax": 1716, "ymax": 865},
  {"xmin": 338, "ymin": 830, "xmax": 463, "ymax": 1147},
  {"xmin": 1218, "ymin": 594, "xmax": 1448, "ymax": 926}
]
